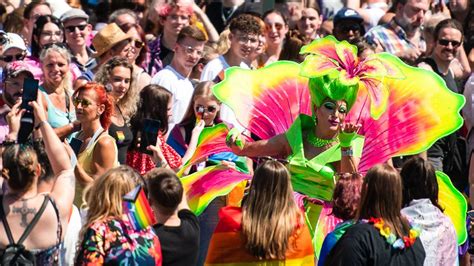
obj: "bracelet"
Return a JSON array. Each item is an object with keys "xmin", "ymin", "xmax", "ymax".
[
  {"xmin": 35, "ymin": 120, "xmax": 48, "ymax": 130},
  {"xmin": 341, "ymin": 148, "xmax": 353, "ymax": 157},
  {"xmin": 1, "ymin": 139, "xmax": 17, "ymax": 146}
]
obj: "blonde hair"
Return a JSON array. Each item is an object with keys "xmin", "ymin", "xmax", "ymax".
[
  {"xmin": 94, "ymin": 57, "xmax": 137, "ymax": 120},
  {"xmin": 215, "ymin": 29, "xmax": 231, "ymax": 55},
  {"xmin": 40, "ymin": 44, "xmax": 72, "ymax": 95},
  {"xmin": 79, "ymin": 166, "xmax": 144, "ymax": 236},
  {"xmin": 242, "ymin": 160, "xmax": 300, "ymax": 260}
]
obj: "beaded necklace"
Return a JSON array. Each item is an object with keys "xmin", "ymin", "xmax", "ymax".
[
  {"xmin": 367, "ymin": 217, "xmax": 421, "ymax": 249},
  {"xmin": 307, "ymin": 130, "xmax": 338, "ymax": 147}
]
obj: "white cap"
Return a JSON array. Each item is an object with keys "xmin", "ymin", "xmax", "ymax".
[{"xmin": 3, "ymin": 33, "xmax": 27, "ymax": 52}]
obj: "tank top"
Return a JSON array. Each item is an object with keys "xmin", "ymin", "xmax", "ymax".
[
  {"xmin": 420, "ymin": 58, "xmax": 459, "ymax": 93},
  {"xmin": 74, "ymin": 129, "xmax": 119, "ymax": 206},
  {"xmin": 109, "ymin": 122, "xmax": 133, "ymax": 165},
  {"xmin": 40, "ymin": 87, "xmax": 76, "ymax": 128}
]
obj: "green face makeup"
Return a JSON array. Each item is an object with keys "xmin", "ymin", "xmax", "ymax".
[{"xmin": 323, "ymin": 101, "xmax": 347, "ymax": 114}]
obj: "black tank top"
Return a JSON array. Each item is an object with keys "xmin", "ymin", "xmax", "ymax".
[
  {"xmin": 420, "ymin": 57, "xmax": 459, "ymax": 93},
  {"xmin": 109, "ymin": 122, "xmax": 133, "ymax": 164}
]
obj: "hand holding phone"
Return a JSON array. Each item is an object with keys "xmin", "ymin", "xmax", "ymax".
[
  {"xmin": 139, "ymin": 118, "xmax": 161, "ymax": 155},
  {"xmin": 21, "ymin": 78, "xmax": 39, "ymax": 112}
]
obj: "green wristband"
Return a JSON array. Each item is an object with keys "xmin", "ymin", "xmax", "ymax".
[
  {"xmin": 338, "ymin": 131, "xmax": 356, "ymax": 148},
  {"xmin": 226, "ymin": 128, "xmax": 244, "ymax": 148}
]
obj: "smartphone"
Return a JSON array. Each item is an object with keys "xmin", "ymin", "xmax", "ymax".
[
  {"xmin": 139, "ymin": 118, "xmax": 161, "ymax": 155},
  {"xmin": 21, "ymin": 78, "xmax": 39, "ymax": 112},
  {"xmin": 196, "ymin": 106, "xmax": 204, "ymax": 124},
  {"xmin": 69, "ymin": 137, "xmax": 83, "ymax": 156}
]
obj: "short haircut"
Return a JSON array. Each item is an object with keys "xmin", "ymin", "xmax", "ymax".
[
  {"xmin": 229, "ymin": 14, "xmax": 262, "ymax": 36},
  {"xmin": 146, "ymin": 168, "xmax": 183, "ymax": 215},
  {"xmin": 24, "ymin": 1, "xmax": 50, "ymax": 19},
  {"xmin": 108, "ymin": 8, "xmax": 138, "ymax": 24},
  {"xmin": 433, "ymin": 18, "xmax": 464, "ymax": 41},
  {"xmin": 177, "ymin": 25, "xmax": 207, "ymax": 43}
]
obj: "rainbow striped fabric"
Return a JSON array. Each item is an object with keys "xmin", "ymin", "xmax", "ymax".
[
  {"xmin": 122, "ymin": 186, "xmax": 157, "ymax": 231},
  {"xmin": 205, "ymin": 206, "xmax": 315, "ymax": 266}
]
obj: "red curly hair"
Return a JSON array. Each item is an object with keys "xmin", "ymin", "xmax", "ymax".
[{"xmin": 74, "ymin": 82, "xmax": 114, "ymax": 130}]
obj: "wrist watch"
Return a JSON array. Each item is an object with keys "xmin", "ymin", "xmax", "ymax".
[{"xmin": 341, "ymin": 148, "xmax": 354, "ymax": 157}]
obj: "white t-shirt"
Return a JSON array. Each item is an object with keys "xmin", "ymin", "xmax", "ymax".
[
  {"xmin": 200, "ymin": 55, "xmax": 249, "ymax": 132},
  {"xmin": 151, "ymin": 65, "xmax": 194, "ymax": 131}
]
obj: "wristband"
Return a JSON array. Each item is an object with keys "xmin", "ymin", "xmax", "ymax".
[
  {"xmin": 338, "ymin": 131, "xmax": 356, "ymax": 148},
  {"xmin": 341, "ymin": 148, "xmax": 353, "ymax": 157}
]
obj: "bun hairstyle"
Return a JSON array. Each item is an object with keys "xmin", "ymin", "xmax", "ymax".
[{"xmin": 2, "ymin": 145, "xmax": 39, "ymax": 191}]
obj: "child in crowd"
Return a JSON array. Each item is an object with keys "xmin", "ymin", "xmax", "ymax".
[{"xmin": 146, "ymin": 168, "xmax": 200, "ymax": 266}]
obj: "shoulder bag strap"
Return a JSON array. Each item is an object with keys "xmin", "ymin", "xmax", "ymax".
[
  {"xmin": 0, "ymin": 194, "xmax": 15, "ymax": 244},
  {"xmin": 16, "ymin": 195, "xmax": 49, "ymax": 246}
]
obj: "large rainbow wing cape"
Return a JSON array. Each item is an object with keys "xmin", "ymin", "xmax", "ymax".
[
  {"xmin": 181, "ymin": 165, "xmax": 251, "ymax": 216},
  {"xmin": 345, "ymin": 53, "xmax": 465, "ymax": 173},
  {"xmin": 212, "ymin": 61, "xmax": 311, "ymax": 140},
  {"xmin": 436, "ymin": 171, "xmax": 468, "ymax": 245},
  {"xmin": 213, "ymin": 54, "xmax": 465, "ymax": 174}
]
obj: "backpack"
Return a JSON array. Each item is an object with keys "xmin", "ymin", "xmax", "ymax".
[{"xmin": 0, "ymin": 194, "xmax": 49, "ymax": 266}]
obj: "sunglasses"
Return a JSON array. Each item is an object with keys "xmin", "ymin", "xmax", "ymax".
[
  {"xmin": 257, "ymin": 156, "xmax": 289, "ymax": 165},
  {"xmin": 266, "ymin": 23, "xmax": 284, "ymax": 31},
  {"xmin": 195, "ymin": 105, "xmax": 217, "ymax": 113},
  {"xmin": 438, "ymin": 39, "xmax": 461, "ymax": 48},
  {"xmin": 132, "ymin": 39, "xmax": 145, "ymax": 49},
  {"xmin": 0, "ymin": 53, "xmax": 26, "ymax": 62},
  {"xmin": 339, "ymin": 24, "xmax": 362, "ymax": 33},
  {"xmin": 65, "ymin": 24, "xmax": 88, "ymax": 33},
  {"xmin": 73, "ymin": 97, "xmax": 93, "ymax": 107}
]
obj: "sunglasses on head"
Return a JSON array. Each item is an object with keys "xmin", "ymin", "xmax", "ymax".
[
  {"xmin": 438, "ymin": 39, "xmax": 461, "ymax": 48},
  {"xmin": 65, "ymin": 24, "xmax": 88, "ymax": 33},
  {"xmin": 195, "ymin": 105, "xmax": 217, "ymax": 113},
  {"xmin": 0, "ymin": 53, "xmax": 26, "ymax": 62},
  {"xmin": 257, "ymin": 156, "xmax": 289, "ymax": 166},
  {"xmin": 132, "ymin": 39, "xmax": 145, "ymax": 49}
]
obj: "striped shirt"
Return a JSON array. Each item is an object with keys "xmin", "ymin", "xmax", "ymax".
[{"xmin": 365, "ymin": 18, "xmax": 426, "ymax": 59}]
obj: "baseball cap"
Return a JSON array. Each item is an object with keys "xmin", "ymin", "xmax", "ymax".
[
  {"xmin": 60, "ymin": 8, "xmax": 89, "ymax": 23},
  {"xmin": 334, "ymin": 8, "xmax": 363, "ymax": 25},
  {"xmin": 3, "ymin": 33, "xmax": 27, "ymax": 52},
  {"xmin": 2, "ymin": 61, "xmax": 34, "ymax": 82}
]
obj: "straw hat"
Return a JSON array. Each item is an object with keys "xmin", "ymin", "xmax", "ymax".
[{"xmin": 92, "ymin": 23, "xmax": 132, "ymax": 58}]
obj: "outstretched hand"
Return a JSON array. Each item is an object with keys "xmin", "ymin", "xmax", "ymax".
[
  {"xmin": 225, "ymin": 128, "xmax": 245, "ymax": 155},
  {"xmin": 29, "ymin": 100, "xmax": 47, "ymax": 127},
  {"xmin": 339, "ymin": 123, "xmax": 361, "ymax": 147}
]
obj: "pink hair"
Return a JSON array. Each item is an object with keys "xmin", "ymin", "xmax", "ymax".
[{"xmin": 159, "ymin": 1, "xmax": 193, "ymax": 18}]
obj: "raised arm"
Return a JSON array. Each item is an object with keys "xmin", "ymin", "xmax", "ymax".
[
  {"xmin": 30, "ymin": 100, "xmax": 74, "ymax": 224},
  {"xmin": 227, "ymin": 133, "xmax": 292, "ymax": 158}
]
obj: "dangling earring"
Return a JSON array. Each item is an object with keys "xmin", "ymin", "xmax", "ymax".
[{"xmin": 312, "ymin": 113, "xmax": 318, "ymax": 125}]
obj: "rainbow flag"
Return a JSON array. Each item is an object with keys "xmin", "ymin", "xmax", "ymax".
[
  {"xmin": 122, "ymin": 186, "xmax": 157, "ymax": 231},
  {"xmin": 178, "ymin": 124, "xmax": 231, "ymax": 177},
  {"xmin": 205, "ymin": 206, "xmax": 315, "ymax": 265},
  {"xmin": 181, "ymin": 165, "xmax": 251, "ymax": 216}
]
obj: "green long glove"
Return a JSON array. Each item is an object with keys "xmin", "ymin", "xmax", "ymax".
[
  {"xmin": 338, "ymin": 131, "xmax": 357, "ymax": 148},
  {"xmin": 226, "ymin": 128, "xmax": 244, "ymax": 149}
]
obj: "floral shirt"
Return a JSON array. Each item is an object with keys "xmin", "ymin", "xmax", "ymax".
[{"xmin": 75, "ymin": 218, "xmax": 162, "ymax": 265}]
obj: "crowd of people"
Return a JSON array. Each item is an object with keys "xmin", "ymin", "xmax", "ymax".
[{"xmin": 0, "ymin": 0, "xmax": 472, "ymax": 265}]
